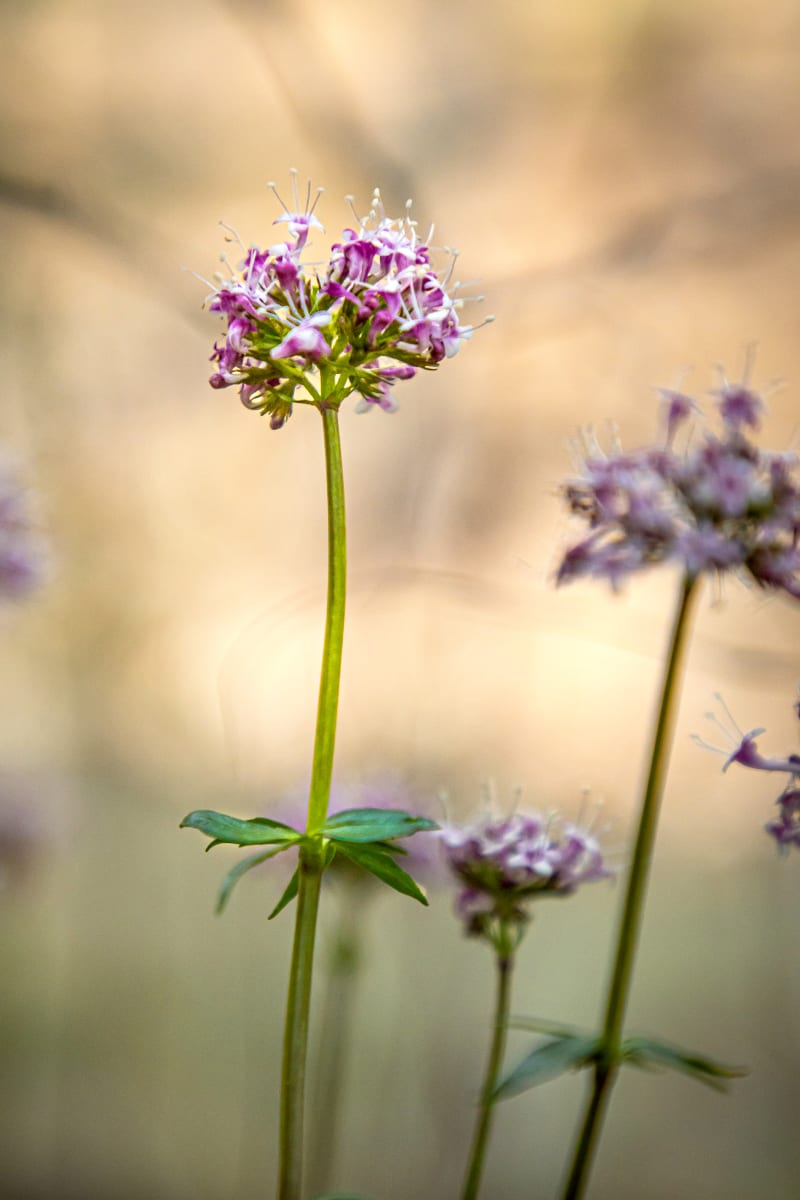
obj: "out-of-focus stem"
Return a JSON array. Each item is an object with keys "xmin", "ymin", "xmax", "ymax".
[
  {"xmin": 560, "ymin": 572, "xmax": 699, "ymax": 1200},
  {"xmin": 308, "ymin": 879, "xmax": 364, "ymax": 1196},
  {"xmin": 462, "ymin": 934, "xmax": 515, "ymax": 1200}
]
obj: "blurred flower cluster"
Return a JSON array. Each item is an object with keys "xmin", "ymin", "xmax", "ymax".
[
  {"xmin": 0, "ymin": 455, "xmax": 46, "ymax": 601},
  {"xmin": 698, "ymin": 695, "xmax": 800, "ymax": 851},
  {"xmin": 205, "ymin": 173, "xmax": 486, "ymax": 429},
  {"xmin": 439, "ymin": 810, "xmax": 610, "ymax": 942},
  {"xmin": 557, "ymin": 375, "xmax": 800, "ymax": 596}
]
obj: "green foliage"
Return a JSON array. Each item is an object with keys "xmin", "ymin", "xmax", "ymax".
[
  {"xmin": 181, "ymin": 806, "xmax": 434, "ymax": 915},
  {"xmin": 497, "ymin": 1018, "xmax": 746, "ymax": 1103},
  {"xmin": 494, "ymin": 1034, "xmax": 601, "ymax": 1101},
  {"xmin": 269, "ymin": 868, "xmax": 300, "ymax": 920},
  {"xmin": 622, "ymin": 1036, "xmax": 747, "ymax": 1092},
  {"xmin": 180, "ymin": 809, "xmax": 301, "ymax": 848},
  {"xmin": 216, "ymin": 847, "xmax": 287, "ymax": 914},
  {"xmin": 321, "ymin": 807, "xmax": 439, "ymax": 843},
  {"xmin": 333, "ymin": 841, "xmax": 429, "ymax": 905}
]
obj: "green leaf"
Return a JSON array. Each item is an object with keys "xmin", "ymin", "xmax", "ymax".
[
  {"xmin": 334, "ymin": 842, "xmax": 428, "ymax": 905},
  {"xmin": 622, "ymin": 1036, "xmax": 747, "ymax": 1092},
  {"xmin": 269, "ymin": 868, "xmax": 300, "ymax": 920},
  {"xmin": 180, "ymin": 810, "xmax": 301, "ymax": 848},
  {"xmin": 216, "ymin": 847, "xmax": 286, "ymax": 915},
  {"xmin": 494, "ymin": 1035, "xmax": 601, "ymax": 1101},
  {"xmin": 508, "ymin": 1015, "xmax": 587, "ymax": 1038},
  {"xmin": 322, "ymin": 807, "xmax": 439, "ymax": 844}
]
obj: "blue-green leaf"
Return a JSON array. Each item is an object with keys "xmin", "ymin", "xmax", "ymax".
[
  {"xmin": 622, "ymin": 1036, "xmax": 747, "ymax": 1091},
  {"xmin": 269, "ymin": 868, "xmax": 300, "ymax": 920},
  {"xmin": 322, "ymin": 807, "xmax": 439, "ymax": 844},
  {"xmin": 495, "ymin": 1035, "xmax": 600, "ymax": 1101},
  {"xmin": 180, "ymin": 809, "xmax": 301, "ymax": 848},
  {"xmin": 334, "ymin": 842, "xmax": 428, "ymax": 905},
  {"xmin": 216, "ymin": 847, "xmax": 287, "ymax": 914}
]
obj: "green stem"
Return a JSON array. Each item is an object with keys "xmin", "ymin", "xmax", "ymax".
[
  {"xmin": 560, "ymin": 572, "xmax": 700, "ymax": 1200},
  {"xmin": 278, "ymin": 403, "xmax": 347, "ymax": 1200},
  {"xmin": 308, "ymin": 880, "xmax": 364, "ymax": 1196},
  {"xmin": 462, "ymin": 943, "xmax": 515, "ymax": 1200},
  {"xmin": 307, "ymin": 404, "xmax": 347, "ymax": 834}
]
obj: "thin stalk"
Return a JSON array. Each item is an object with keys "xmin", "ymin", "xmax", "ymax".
[
  {"xmin": 307, "ymin": 404, "xmax": 347, "ymax": 833},
  {"xmin": 560, "ymin": 572, "xmax": 700, "ymax": 1200},
  {"xmin": 308, "ymin": 880, "xmax": 364, "ymax": 1196},
  {"xmin": 278, "ymin": 402, "xmax": 347, "ymax": 1200},
  {"xmin": 462, "ymin": 944, "xmax": 515, "ymax": 1200}
]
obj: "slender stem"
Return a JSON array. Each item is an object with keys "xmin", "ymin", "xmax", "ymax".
[
  {"xmin": 560, "ymin": 572, "xmax": 700, "ymax": 1200},
  {"xmin": 307, "ymin": 404, "xmax": 347, "ymax": 833},
  {"xmin": 462, "ymin": 944, "xmax": 515, "ymax": 1200},
  {"xmin": 308, "ymin": 880, "xmax": 364, "ymax": 1196},
  {"xmin": 279, "ymin": 846, "xmax": 324, "ymax": 1200},
  {"xmin": 277, "ymin": 403, "xmax": 348, "ymax": 1200}
]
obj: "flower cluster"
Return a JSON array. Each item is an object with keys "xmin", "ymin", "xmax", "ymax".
[
  {"xmin": 439, "ymin": 810, "xmax": 610, "ymax": 941},
  {"xmin": 204, "ymin": 173, "xmax": 487, "ymax": 429},
  {"xmin": 0, "ymin": 455, "xmax": 45, "ymax": 601},
  {"xmin": 557, "ymin": 375, "xmax": 800, "ymax": 596},
  {"xmin": 697, "ymin": 695, "xmax": 800, "ymax": 851}
]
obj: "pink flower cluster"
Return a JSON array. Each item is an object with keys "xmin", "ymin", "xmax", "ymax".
[
  {"xmin": 557, "ymin": 376, "xmax": 800, "ymax": 597},
  {"xmin": 439, "ymin": 811, "xmax": 610, "ymax": 937},
  {"xmin": 205, "ymin": 175, "xmax": 486, "ymax": 429}
]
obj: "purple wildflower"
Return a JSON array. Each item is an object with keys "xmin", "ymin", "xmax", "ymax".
[
  {"xmin": 695, "ymin": 694, "xmax": 800, "ymax": 852},
  {"xmin": 202, "ymin": 171, "xmax": 491, "ymax": 429},
  {"xmin": 557, "ymin": 369, "xmax": 800, "ymax": 599},
  {"xmin": 439, "ymin": 809, "xmax": 611, "ymax": 941},
  {"xmin": 0, "ymin": 456, "xmax": 46, "ymax": 601}
]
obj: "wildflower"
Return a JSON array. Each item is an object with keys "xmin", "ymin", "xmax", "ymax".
[
  {"xmin": 0, "ymin": 455, "xmax": 46, "ymax": 601},
  {"xmin": 202, "ymin": 171, "xmax": 491, "ymax": 429},
  {"xmin": 694, "ymin": 694, "xmax": 800, "ymax": 851},
  {"xmin": 557, "ymin": 368, "xmax": 800, "ymax": 597},
  {"xmin": 439, "ymin": 809, "xmax": 610, "ymax": 942}
]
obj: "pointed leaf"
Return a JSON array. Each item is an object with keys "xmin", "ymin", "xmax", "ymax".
[
  {"xmin": 269, "ymin": 868, "xmax": 300, "ymax": 920},
  {"xmin": 334, "ymin": 842, "xmax": 428, "ymax": 905},
  {"xmin": 216, "ymin": 847, "xmax": 286, "ymax": 914},
  {"xmin": 180, "ymin": 809, "xmax": 301, "ymax": 848},
  {"xmin": 622, "ymin": 1036, "xmax": 747, "ymax": 1092},
  {"xmin": 495, "ymin": 1035, "xmax": 601, "ymax": 1101},
  {"xmin": 509, "ymin": 1016, "xmax": 587, "ymax": 1038},
  {"xmin": 322, "ymin": 807, "xmax": 439, "ymax": 844}
]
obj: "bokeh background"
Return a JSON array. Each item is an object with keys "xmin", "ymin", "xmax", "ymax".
[{"xmin": 2, "ymin": 1, "xmax": 800, "ymax": 1197}]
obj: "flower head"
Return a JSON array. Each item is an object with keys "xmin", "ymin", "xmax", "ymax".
[
  {"xmin": 557, "ymin": 367, "xmax": 800, "ymax": 598},
  {"xmin": 203, "ymin": 172, "xmax": 490, "ymax": 428},
  {"xmin": 439, "ymin": 805, "xmax": 611, "ymax": 944}
]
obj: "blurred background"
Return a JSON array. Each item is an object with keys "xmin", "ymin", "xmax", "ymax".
[{"xmin": 1, "ymin": 1, "xmax": 799, "ymax": 1197}]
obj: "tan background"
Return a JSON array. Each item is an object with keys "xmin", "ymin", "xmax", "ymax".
[{"xmin": 1, "ymin": 1, "xmax": 799, "ymax": 1197}]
